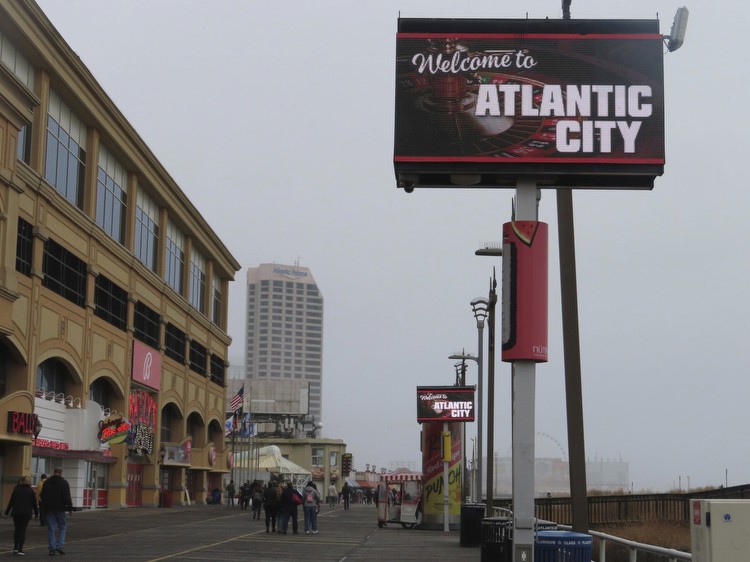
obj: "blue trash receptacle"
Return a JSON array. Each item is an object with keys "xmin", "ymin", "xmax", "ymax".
[{"xmin": 535, "ymin": 530, "xmax": 593, "ymax": 562}]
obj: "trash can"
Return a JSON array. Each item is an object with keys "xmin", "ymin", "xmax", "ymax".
[
  {"xmin": 535, "ymin": 530, "xmax": 593, "ymax": 562},
  {"xmin": 480, "ymin": 517, "xmax": 512, "ymax": 562},
  {"xmin": 460, "ymin": 503, "xmax": 486, "ymax": 546}
]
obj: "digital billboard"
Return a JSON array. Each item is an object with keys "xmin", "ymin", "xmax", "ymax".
[
  {"xmin": 394, "ymin": 18, "xmax": 665, "ymax": 189},
  {"xmin": 417, "ymin": 386, "xmax": 475, "ymax": 423}
]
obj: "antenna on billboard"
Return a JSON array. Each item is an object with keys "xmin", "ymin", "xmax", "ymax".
[{"xmin": 665, "ymin": 7, "xmax": 689, "ymax": 52}]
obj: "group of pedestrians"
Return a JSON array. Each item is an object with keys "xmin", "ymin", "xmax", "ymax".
[
  {"xmin": 4, "ymin": 467, "xmax": 73, "ymax": 556},
  {"xmin": 226, "ymin": 478, "xmax": 324, "ymax": 534}
]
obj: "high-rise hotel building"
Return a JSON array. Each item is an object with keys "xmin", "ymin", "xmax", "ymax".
[{"xmin": 245, "ymin": 264, "xmax": 324, "ymax": 421}]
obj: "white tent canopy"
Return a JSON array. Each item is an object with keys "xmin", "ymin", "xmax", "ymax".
[{"xmin": 234, "ymin": 445, "xmax": 311, "ymax": 488}]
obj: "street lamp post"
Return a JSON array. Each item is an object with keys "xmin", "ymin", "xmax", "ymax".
[
  {"xmin": 470, "ymin": 298, "xmax": 489, "ymax": 505},
  {"xmin": 475, "ymin": 246, "xmax": 502, "ymax": 518},
  {"xmin": 448, "ymin": 351, "xmax": 477, "ymax": 503}
]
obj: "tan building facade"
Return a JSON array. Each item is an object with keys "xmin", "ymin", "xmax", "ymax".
[{"xmin": 0, "ymin": 0, "xmax": 240, "ymax": 508}]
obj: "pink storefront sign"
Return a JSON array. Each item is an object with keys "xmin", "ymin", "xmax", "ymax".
[{"xmin": 132, "ymin": 340, "xmax": 161, "ymax": 390}]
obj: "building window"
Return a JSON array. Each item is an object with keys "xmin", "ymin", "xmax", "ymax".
[
  {"xmin": 210, "ymin": 355, "xmax": 225, "ymax": 386},
  {"xmin": 189, "ymin": 340, "xmax": 207, "ymax": 376},
  {"xmin": 189, "ymin": 249, "xmax": 205, "ymax": 312},
  {"xmin": 312, "ymin": 447, "xmax": 324, "ymax": 467},
  {"xmin": 165, "ymin": 222, "xmax": 184, "ymax": 295},
  {"xmin": 134, "ymin": 189, "xmax": 159, "ymax": 272},
  {"xmin": 89, "ymin": 378, "xmax": 112, "ymax": 409},
  {"xmin": 42, "ymin": 239, "xmax": 87, "ymax": 308},
  {"xmin": 161, "ymin": 408, "xmax": 173, "ymax": 444},
  {"xmin": 36, "ymin": 358, "xmax": 68, "ymax": 394},
  {"xmin": 0, "ymin": 29, "xmax": 35, "ymax": 89},
  {"xmin": 211, "ymin": 274, "xmax": 222, "ymax": 326},
  {"xmin": 95, "ymin": 145, "xmax": 127, "ymax": 244},
  {"xmin": 164, "ymin": 323, "xmax": 186, "ymax": 364},
  {"xmin": 134, "ymin": 301, "xmax": 161, "ymax": 350},
  {"xmin": 44, "ymin": 91, "xmax": 86, "ymax": 209},
  {"xmin": 15, "ymin": 218, "xmax": 33, "ymax": 277},
  {"xmin": 17, "ymin": 124, "xmax": 32, "ymax": 165},
  {"xmin": 94, "ymin": 275, "xmax": 128, "ymax": 331}
]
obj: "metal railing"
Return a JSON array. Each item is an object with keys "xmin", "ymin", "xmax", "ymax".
[
  {"xmin": 490, "ymin": 507, "xmax": 693, "ymax": 561},
  {"xmin": 558, "ymin": 524, "xmax": 692, "ymax": 562}
]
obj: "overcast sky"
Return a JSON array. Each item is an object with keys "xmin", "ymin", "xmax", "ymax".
[{"xmin": 36, "ymin": 0, "xmax": 749, "ymax": 492}]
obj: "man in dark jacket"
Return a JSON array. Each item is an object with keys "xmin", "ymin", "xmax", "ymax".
[{"xmin": 39, "ymin": 467, "xmax": 73, "ymax": 556}]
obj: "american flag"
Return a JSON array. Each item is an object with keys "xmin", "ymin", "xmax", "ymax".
[{"xmin": 229, "ymin": 385, "xmax": 244, "ymax": 411}]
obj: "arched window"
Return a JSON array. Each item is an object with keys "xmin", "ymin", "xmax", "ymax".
[
  {"xmin": 36, "ymin": 358, "xmax": 68, "ymax": 395},
  {"xmin": 89, "ymin": 378, "xmax": 112, "ymax": 409}
]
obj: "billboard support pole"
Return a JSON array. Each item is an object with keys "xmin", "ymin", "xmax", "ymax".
[
  {"xmin": 443, "ymin": 422, "xmax": 450, "ymax": 532},
  {"xmin": 557, "ymin": 189, "xmax": 589, "ymax": 533},
  {"xmin": 512, "ymin": 178, "xmax": 538, "ymax": 562}
]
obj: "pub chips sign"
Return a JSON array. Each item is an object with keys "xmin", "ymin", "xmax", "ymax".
[
  {"xmin": 417, "ymin": 386, "xmax": 476, "ymax": 423},
  {"xmin": 394, "ymin": 18, "xmax": 665, "ymax": 190}
]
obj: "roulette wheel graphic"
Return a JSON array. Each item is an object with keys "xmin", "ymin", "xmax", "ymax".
[{"xmin": 396, "ymin": 39, "xmax": 594, "ymax": 161}]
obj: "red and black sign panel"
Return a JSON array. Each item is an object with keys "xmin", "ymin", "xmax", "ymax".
[
  {"xmin": 417, "ymin": 386, "xmax": 475, "ymax": 423},
  {"xmin": 394, "ymin": 18, "xmax": 664, "ymax": 189}
]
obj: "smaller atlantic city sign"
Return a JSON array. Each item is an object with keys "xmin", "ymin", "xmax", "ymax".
[{"xmin": 417, "ymin": 386, "xmax": 476, "ymax": 423}]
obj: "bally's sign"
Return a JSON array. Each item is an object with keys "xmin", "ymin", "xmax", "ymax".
[
  {"xmin": 132, "ymin": 340, "xmax": 161, "ymax": 391},
  {"xmin": 394, "ymin": 18, "xmax": 665, "ymax": 189},
  {"xmin": 417, "ymin": 386, "xmax": 475, "ymax": 423}
]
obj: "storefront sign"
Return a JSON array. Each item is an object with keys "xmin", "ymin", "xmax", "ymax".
[
  {"xmin": 128, "ymin": 389, "xmax": 157, "ymax": 454},
  {"xmin": 161, "ymin": 439, "xmax": 192, "ymax": 466},
  {"xmin": 32, "ymin": 438, "xmax": 69, "ymax": 450},
  {"xmin": 99, "ymin": 415, "xmax": 131, "ymax": 445},
  {"xmin": 7, "ymin": 411, "xmax": 37, "ymax": 435},
  {"xmin": 132, "ymin": 340, "xmax": 161, "ymax": 390}
]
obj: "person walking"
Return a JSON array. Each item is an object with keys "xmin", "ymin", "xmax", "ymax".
[
  {"xmin": 279, "ymin": 482, "xmax": 301, "ymax": 535},
  {"xmin": 39, "ymin": 467, "xmax": 73, "ymax": 556},
  {"xmin": 4, "ymin": 476, "xmax": 38, "ymax": 556},
  {"xmin": 327, "ymin": 483, "xmax": 337, "ymax": 510},
  {"xmin": 251, "ymin": 481, "xmax": 263, "ymax": 520},
  {"xmin": 275, "ymin": 480, "xmax": 285, "ymax": 532},
  {"xmin": 342, "ymin": 481, "xmax": 351, "ymax": 511},
  {"xmin": 303, "ymin": 481, "xmax": 321, "ymax": 534},
  {"xmin": 263, "ymin": 480, "xmax": 278, "ymax": 533},
  {"xmin": 226, "ymin": 480, "xmax": 236, "ymax": 507},
  {"xmin": 239, "ymin": 481, "xmax": 250, "ymax": 511},
  {"xmin": 36, "ymin": 473, "xmax": 48, "ymax": 526}
]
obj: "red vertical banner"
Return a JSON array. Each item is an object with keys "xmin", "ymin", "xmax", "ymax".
[
  {"xmin": 502, "ymin": 221, "xmax": 548, "ymax": 362},
  {"xmin": 421, "ymin": 422, "xmax": 462, "ymax": 519}
]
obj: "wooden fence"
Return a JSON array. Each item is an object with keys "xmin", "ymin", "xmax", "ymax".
[{"xmin": 492, "ymin": 483, "xmax": 750, "ymax": 526}]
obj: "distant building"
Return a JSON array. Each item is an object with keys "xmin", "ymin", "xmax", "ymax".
[
  {"xmin": 227, "ymin": 362, "xmax": 244, "ymax": 380},
  {"xmin": 488, "ymin": 456, "xmax": 629, "ymax": 497},
  {"xmin": 245, "ymin": 264, "xmax": 324, "ymax": 422}
]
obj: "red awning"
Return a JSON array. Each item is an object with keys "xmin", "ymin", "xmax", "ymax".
[{"xmin": 355, "ymin": 480, "xmax": 379, "ymax": 488}]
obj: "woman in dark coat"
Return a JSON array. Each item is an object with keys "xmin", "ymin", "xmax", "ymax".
[
  {"xmin": 4, "ymin": 476, "xmax": 38, "ymax": 555},
  {"xmin": 263, "ymin": 481, "xmax": 278, "ymax": 533},
  {"xmin": 279, "ymin": 482, "xmax": 301, "ymax": 534}
]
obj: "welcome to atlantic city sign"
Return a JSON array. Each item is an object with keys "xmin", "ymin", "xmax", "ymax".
[{"xmin": 393, "ymin": 18, "xmax": 665, "ymax": 190}]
